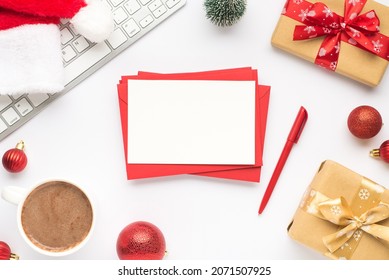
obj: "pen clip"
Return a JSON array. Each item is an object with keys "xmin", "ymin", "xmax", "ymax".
[{"xmin": 287, "ymin": 106, "xmax": 308, "ymax": 144}]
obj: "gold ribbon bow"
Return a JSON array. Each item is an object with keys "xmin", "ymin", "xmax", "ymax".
[{"xmin": 316, "ymin": 197, "xmax": 389, "ymax": 253}]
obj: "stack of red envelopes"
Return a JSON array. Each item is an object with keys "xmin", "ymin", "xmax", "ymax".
[{"xmin": 117, "ymin": 67, "xmax": 270, "ymax": 182}]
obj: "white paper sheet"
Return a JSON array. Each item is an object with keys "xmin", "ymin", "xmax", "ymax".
[{"xmin": 127, "ymin": 79, "xmax": 256, "ymax": 165}]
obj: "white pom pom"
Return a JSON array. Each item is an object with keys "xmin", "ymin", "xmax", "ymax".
[{"xmin": 70, "ymin": 0, "xmax": 114, "ymax": 43}]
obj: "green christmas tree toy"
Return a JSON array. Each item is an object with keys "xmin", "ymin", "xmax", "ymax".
[{"xmin": 204, "ymin": 0, "xmax": 247, "ymax": 27}]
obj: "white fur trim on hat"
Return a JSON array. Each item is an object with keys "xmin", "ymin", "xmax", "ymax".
[
  {"xmin": 70, "ymin": 0, "xmax": 114, "ymax": 43},
  {"xmin": 0, "ymin": 24, "xmax": 64, "ymax": 95}
]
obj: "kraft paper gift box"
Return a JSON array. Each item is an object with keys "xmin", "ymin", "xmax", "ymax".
[
  {"xmin": 271, "ymin": 0, "xmax": 389, "ymax": 87},
  {"xmin": 288, "ymin": 160, "xmax": 389, "ymax": 259}
]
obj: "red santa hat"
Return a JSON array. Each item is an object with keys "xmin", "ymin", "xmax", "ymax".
[{"xmin": 0, "ymin": 0, "xmax": 114, "ymax": 95}]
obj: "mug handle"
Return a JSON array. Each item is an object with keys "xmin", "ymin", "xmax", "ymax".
[{"xmin": 1, "ymin": 186, "xmax": 27, "ymax": 205}]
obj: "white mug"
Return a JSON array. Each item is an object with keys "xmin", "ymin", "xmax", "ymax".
[{"xmin": 1, "ymin": 180, "xmax": 94, "ymax": 257}]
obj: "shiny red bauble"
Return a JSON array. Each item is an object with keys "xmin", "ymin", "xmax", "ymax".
[
  {"xmin": 0, "ymin": 241, "xmax": 19, "ymax": 260},
  {"xmin": 2, "ymin": 141, "xmax": 27, "ymax": 173},
  {"xmin": 370, "ymin": 140, "xmax": 389, "ymax": 163},
  {"xmin": 116, "ymin": 221, "xmax": 166, "ymax": 260},
  {"xmin": 347, "ymin": 106, "xmax": 382, "ymax": 139}
]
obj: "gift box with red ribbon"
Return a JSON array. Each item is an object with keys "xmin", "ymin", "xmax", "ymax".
[
  {"xmin": 288, "ymin": 160, "xmax": 389, "ymax": 259},
  {"xmin": 272, "ymin": 0, "xmax": 389, "ymax": 87}
]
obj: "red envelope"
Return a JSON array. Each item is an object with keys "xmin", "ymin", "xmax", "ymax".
[{"xmin": 117, "ymin": 68, "xmax": 270, "ymax": 182}]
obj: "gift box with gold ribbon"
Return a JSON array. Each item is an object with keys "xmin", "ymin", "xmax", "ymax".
[
  {"xmin": 288, "ymin": 160, "xmax": 389, "ymax": 259},
  {"xmin": 271, "ymin": 0, "xmax": 389, "ymax": 87}
]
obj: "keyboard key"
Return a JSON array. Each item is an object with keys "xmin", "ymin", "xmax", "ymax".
[
  {"xmin": 140, "ymin": 0, "xmax": 152, "ymax": 5},
  {"xmin": 62, "ymin": 45, "xmax": 77, "ymax": 62},
  {"xmin": 2, "ymin": 107, "xmax": 20, "ymax": 126},
  {"xmin": 64, "ymin": 42, "xmax": 112, "ymax": 85},
  {"xmin": 60, "ymin": 28, "xmax": 74, "ymax": 45},
  {"xmin": 113, "ymin": 7, "xmax": 128, "ymax": 25},
  {"xmin": 107, "ymin": 28, "xmax": 128, "ymax": 49},
  {"xmin": 110, "ymin": 0, "xmax": 124, "ymax": 6},
  {"xmin": 69, "ymin": 24, "xmax": 80, "ymax": 35},
  {"xmin": 153, "ymin": 5, "xmax": 167, "ymax": 18},
  {"xmin": 124, "ymin": 0, "xmax": 141, "ymax": 15},
  {"xmin": 139, "ymin": 15, "xmax": 154, "ymax": 28},
  {"xmin": 60, "ymin": 18, "xmax": 70, "ymax": 25},
  {"xmin": 11, "ymin": 93, "xmax": 25, "ymax": 100},
  {"xmin": 0, "ymin": 118, "xmax": 7, "ymax": 133},
  {"xmin": 15, "ymin": 98, "xmax": 33, "ymax": 116},
  {"xmin": 73, "ymin": 36, "xmax": 90, "ymax": 53},
  {"xmin": 27, "ymin": 93, "xmax": 50, "ymax": 107},
  {"xmin": 123, "ymin": 19, "xmax": 141, "ymax": 37},
  {"xmin": 0, "ymin": 95, "xmax": 12, "ymax": 111},
  {"xmin": 148, "ymin": 0, "xmax": 162, "ymax": 12},
  {"xmin": 166, "ymin": 0, "xmax": 181, "ymax": 8}
]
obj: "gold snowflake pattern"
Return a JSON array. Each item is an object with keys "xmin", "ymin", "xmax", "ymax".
[
  {"xmin": 331, "ymin": 205, "xmax": 342, "ymax": 215},
  {"xmin": 359, "ymin": 189, "xmax": 370, "ymax": 200},
  {"xmin": 353, "ymin": 230, "xmax": 362, "ymax": 241}
]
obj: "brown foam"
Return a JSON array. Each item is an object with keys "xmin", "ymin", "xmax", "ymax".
[{"xmin": 21, "ymin": 181, "xmax": 93, "ymax": 252}]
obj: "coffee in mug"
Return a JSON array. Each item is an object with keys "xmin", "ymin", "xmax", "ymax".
[
  {"xmin": 21, "ymin": 181, "xmax": 93, "ymax": 253},
  {"xmin": 1, "ymin": 180, "xmax": 94, "ymax": 256}
]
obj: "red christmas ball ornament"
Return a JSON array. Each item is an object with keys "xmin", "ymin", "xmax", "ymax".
[
  {"xmin": 116, "ymin": 221, "xmax": 166, "ymax": 260},
  {"xmin": 0, "ymin": 241, "xmax": 19, "ymax": 260},
  {"xmin": 370, "ymin": 140, "xmax": 389, "ymax": 163},
  {"xmin": 347, "ymin": 106, "xmax": 383, "ymax": 139},
  {"xmin": 2, "ymin": 141, "xmax": 28, "ymax": 173}
]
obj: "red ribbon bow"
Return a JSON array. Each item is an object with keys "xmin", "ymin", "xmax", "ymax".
[{"xmin": 288, "ymin": 0, "xmax": 389, "ymax": 71}]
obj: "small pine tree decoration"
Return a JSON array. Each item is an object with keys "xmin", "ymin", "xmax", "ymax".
[{"xmin": 204, "ymin": 0, "xmax": 247, "ymax": 27}]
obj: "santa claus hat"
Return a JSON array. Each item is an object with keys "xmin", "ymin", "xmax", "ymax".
[
  {"xmin": 0, "ymin": 0, "xmax": 114, "ymax": 43},
  {"xmin": 0, "ymin": 0, "xmax": 113, "ymax": 95}
]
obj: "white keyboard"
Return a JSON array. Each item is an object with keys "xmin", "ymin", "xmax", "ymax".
[{"xmin": 0, "ymin": 0, "xmax": 186, "ymax": 141}]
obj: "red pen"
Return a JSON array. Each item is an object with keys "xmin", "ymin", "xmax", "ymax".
[{"xmin": 258, "ymin": 106, "xmax": 308, "ymax": 214}]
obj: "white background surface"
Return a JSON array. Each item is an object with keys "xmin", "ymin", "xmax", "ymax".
[{"xmin": 1, "ymin": 0, "xmax": 389, "ymax": 260}]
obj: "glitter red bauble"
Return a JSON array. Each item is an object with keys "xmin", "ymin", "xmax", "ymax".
[
  {"xmin": 347, "ymin": 106, "xmax": 382, "ymax": 139},
  {"xmin": 0, "ymin": 241, "xmax": 19, "ymax": 260},
  {"xmin": 370, "ymin": 140, "xmax": 389, "ymax": 163},
  {"xmin": 116, "ymin": 221, "xmax": 166, "ymax": 260},
  {"xmin": 2, "ymin": 141, "xmax": 28, "ymax": 173}
]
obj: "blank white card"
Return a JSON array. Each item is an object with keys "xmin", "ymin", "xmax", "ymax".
[{"xmin": 127, "ymin": 79, "xmax": 256, "ymax": 165}]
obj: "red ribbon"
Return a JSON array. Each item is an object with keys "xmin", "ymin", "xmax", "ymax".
[{"xmin": 283, "ymin": 0, "xmax": 389, "ymax": 71}]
